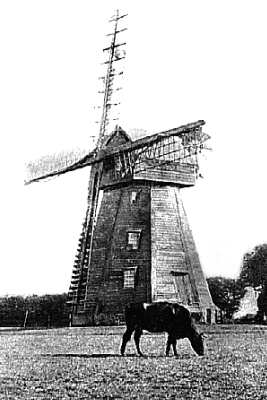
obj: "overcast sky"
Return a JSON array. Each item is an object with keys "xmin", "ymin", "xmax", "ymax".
[{"xmin": 1, "ymin": 1, "xmax": 266, "ymax": 296}]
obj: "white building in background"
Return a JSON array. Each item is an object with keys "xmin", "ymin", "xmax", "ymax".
[{"xmin": 233, "ymin": 286, "xmax": 261, "ymax": 320}]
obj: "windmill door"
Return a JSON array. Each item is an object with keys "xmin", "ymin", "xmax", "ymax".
[{"xmin": 171, "ymin": 271, "xmax": 194, "ymax": 306}]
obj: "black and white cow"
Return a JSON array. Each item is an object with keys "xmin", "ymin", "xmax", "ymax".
[{"xmin": 120, "ymin": 302, "xmax": 205, "ymax": 356}]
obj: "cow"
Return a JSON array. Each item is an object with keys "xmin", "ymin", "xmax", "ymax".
[{"xmin": 120, "ymin": 302, "xmax": 205, "ymax": 357}]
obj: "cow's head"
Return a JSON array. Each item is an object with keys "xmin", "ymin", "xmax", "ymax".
[{"xmin": 189, "ymin": 332, "xmax": 205, "ymax": 356}]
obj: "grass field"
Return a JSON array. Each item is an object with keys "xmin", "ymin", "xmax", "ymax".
[{"xmin": 0, "ymin": 324, "xmax": 266, "ymax": 399}]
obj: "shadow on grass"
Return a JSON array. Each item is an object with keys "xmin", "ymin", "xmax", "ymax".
[
  {"xmin": 41, "ymin": 353, "xmax": 194, "ymax": 359},
  {"xmin": 42, "ymin": 353, "xmax": 134, "ymax": 358}
]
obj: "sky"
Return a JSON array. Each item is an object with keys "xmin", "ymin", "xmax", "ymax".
[{"xmin": 1, "ymin": 1, "xmax": 267, "ymax": 296}]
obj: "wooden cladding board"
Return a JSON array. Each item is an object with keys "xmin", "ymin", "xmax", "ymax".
[
  {"xmin": 174, "ymin": 193, "xmax": 215, "ymax": 310},
  {"xmin": 134, "ymin": 163, "xmax": 195, "ymax": 186},
  {"xmin": 150, "ymin": 186, "xmax": 215, "ymax": 311},
  {"xmin": 100, "ymin": 161, "xmax": 196, "ymax": 189}
]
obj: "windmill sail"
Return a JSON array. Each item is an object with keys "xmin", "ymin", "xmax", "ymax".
[
  {"xmin": 25, "ymin": 150, "xmax": 96, "ymax": 185},
  {"xmin": 25, "ymin": 120, "xmax": 209, "ymax": 184}
]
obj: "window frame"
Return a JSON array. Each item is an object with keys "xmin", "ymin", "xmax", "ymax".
[
  {"xmin": 126, "ymin": 229, "xmax": 142, "ymax": 250},
  {"xmin": 123, "ymin": 267, "xmax": 138, "ymax": 289}
]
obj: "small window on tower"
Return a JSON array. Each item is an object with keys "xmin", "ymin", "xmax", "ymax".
[
  {"xmin": 123, "ymin": 268, "xmax": 137, "ymax": 288},
  {"xmin": 127, "ymin": 230, "xmax": 141, "ymax": 250},
  {"xmin": 131, "ymin": 191, "xmax": 138, "ymax": 204}
]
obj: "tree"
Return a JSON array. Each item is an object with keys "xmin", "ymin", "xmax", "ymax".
[
  {"xmin": 240, "ymin": 244, "xmax": 267, "ymax": 287},
  {"xmin": 239, "ymin": 244, "xmax": 267, "ymax": 320},
  {"xmin": 0, "ymin": 296, "xmax": 25, "ymax": 326},
  {"xmin": 207, "ymin": 277, "xmax": 244, "ymax": 319},
  {"xmin": 0, "ymin": 294, "xmax": 69, "ymax": 327}
]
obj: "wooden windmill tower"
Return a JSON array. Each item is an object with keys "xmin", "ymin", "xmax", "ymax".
[{"xmin": 26, "ymin": 11, "xmax": 216, "ymax": 325}]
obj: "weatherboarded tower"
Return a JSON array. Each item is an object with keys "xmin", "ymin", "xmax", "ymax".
[{"xmin": 67, "ymin": 122, "xmax": 216, "ymax": 325}]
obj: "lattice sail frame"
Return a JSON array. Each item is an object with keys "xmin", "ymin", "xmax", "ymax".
[{"xmin": 111, "ymin": 125, "xmax": 210, "ymax": 181}]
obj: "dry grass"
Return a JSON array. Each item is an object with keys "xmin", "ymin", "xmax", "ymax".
[{"xmin": 0, "ymin": 325, "xmax": 266, "ymax": 399}]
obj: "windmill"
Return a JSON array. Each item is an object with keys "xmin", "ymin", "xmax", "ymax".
[{"xmin": 26, "ymin": 11, "xmax": 216, "ymax": 325}]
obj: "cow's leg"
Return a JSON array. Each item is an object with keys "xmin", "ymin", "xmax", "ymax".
[
  {"xmin": 120, "ymin": 327, "xmax": 134, "ymax": 356},
  {"xmin": 172, "ymin": 338, "xmax": 178, "ymax": 357},
  {"xmin": 166, "ymin": 335, "xmax": 177, "ymax": 356},
  {"xmin": 166, "ymin": 334, "xmax": 172, "ymax": 356},
  {"xmin": 134, "ymin": 328, "xmax": 144, "ymax": 356}
]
